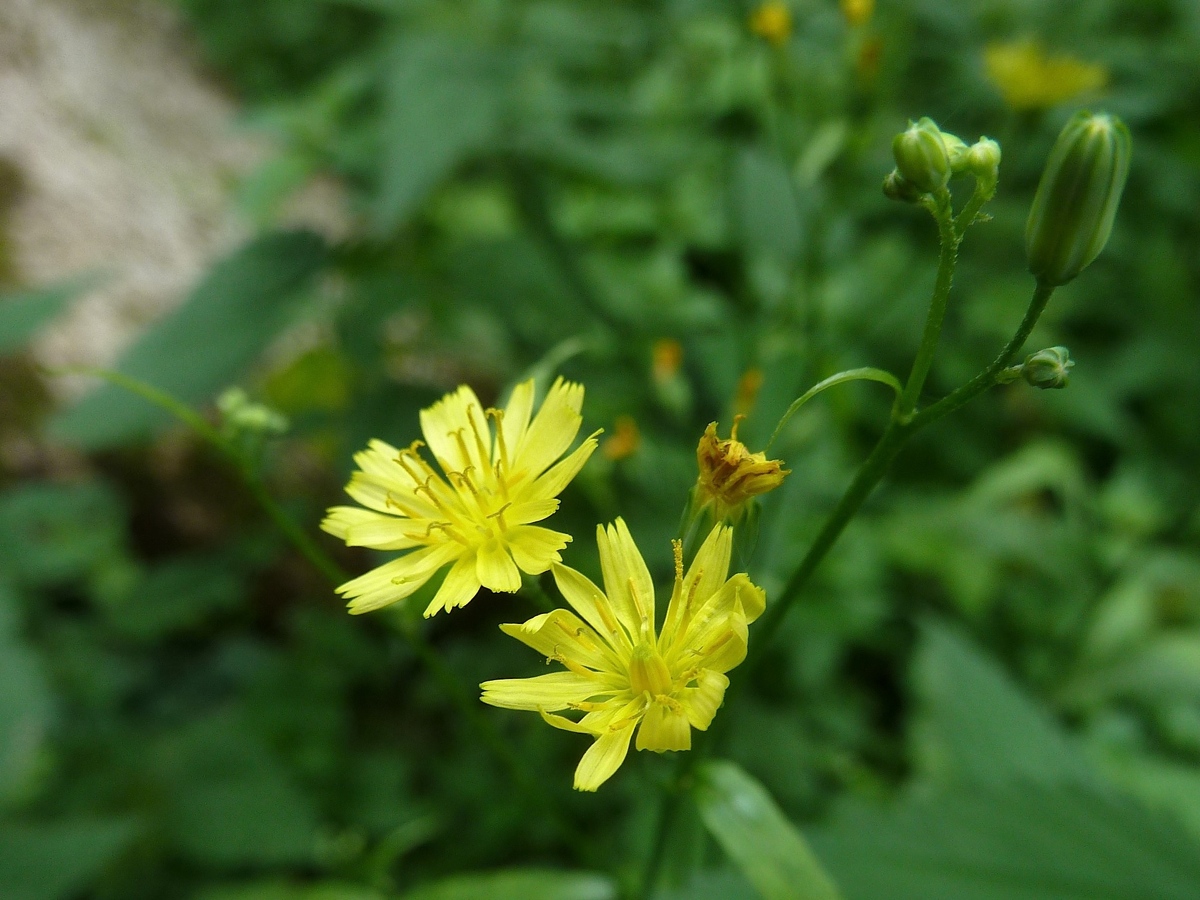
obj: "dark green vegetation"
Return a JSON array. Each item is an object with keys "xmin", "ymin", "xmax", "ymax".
[{"xmin": 3, "ymin": 0, "xmax": 1200, "ymax": 897}]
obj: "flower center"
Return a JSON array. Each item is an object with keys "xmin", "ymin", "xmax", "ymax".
[{"xmin": 628, "ymin": 642, "xmax": 673, "ymax": 697}]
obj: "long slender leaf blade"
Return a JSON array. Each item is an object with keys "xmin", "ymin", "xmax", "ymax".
[
  {"xmin": 695, "ymin": 761, "xmax": 843, "ymax": 900},
  {"xmin": 400, "ymin": 869, "xmax": 615, "ymax": 900},
  {"xmin": 48, "ymin": 231, "xmax": 325, "ymax": 448},
  {"xmin": 0, "ymin": 278, "xmax": 94, "ymax": 354}
]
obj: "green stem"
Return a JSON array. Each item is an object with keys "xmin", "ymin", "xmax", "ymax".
[
  {"xmin": 953, "ymin": 177, "xmax": 996, "ymax": 236},
  {"xmin": 910, "ymin": 281, "xmax": 1055, "ymax": 428},
  {"xmin": 898, "ymin": 189, "xmax": 957, "ymax": 417}
]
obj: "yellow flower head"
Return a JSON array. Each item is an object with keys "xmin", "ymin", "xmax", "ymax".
[
  {"xmin": 749, "ymin": 1, "xmax": 792, "ymax": 47},
  {"xmin": 695, "ymin": 418, "xmax": 789, "ymax": 521},
  {"xmin": 984, "ymin": 40, "xmax": 1107, "ymax": 111},
  {"xmin": 481, "ymin": 520, "xmax": 765, "ymax": 791},
  {"xmin": 321, "ymin": 378, "xmax": 599, "ymax": 617},
  {"xmin": 840, "ymin": 0, "xmax": 874, "ymax": 28}
]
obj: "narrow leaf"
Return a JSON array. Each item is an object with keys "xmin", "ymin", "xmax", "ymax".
[
  {"xmin": 401, "ymin": 869, "xmax": 615, "ymax": 900},
  {"xmin": 695, "ymin": 761, "xmax": 843, "ymax": 900},
  {"xmin": 0, "ymin": 278, "xmax": 94, "ymax": 354},
  {"xmin": 49, "ymin": 231, "xmax": 325, "ymax": 449}
]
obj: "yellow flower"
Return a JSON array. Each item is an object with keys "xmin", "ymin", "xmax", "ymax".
[
  {"xmin": 984, "ymin": 40, "xmax": 1107, "ymax": 111},
  {"xmin": 322, "ymin": 378, "xmax": 599, "ymax": 617},
  {"xmin": 481, "ymin": 520, "xmax": 765, "ymax": 791},
  {"xmin": 601, "ymin": 415, "xmax": 640, "ymax": 461},
  {"xmin": 840, "ymin": 0, "xmax": 874, "ymax": 27},
  {"xmin": 749, "ymin": 1, "xmax": 792, "ymax": 47},
  {"xmin": 695, "ymin": 418, "xmax": 789, "ymax": 521}
]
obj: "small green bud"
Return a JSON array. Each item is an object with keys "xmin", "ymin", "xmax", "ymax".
[
  {"xmin": 1025, "ymin": 111, "xmax": 1131, "ymax": 287},
  {"xmin": 892, "ymin": 117, "xmax": 950, "ymax": 194},
  {"xmin": 941, "ymin": 132, "xmax": 971, "ymax": 173},
  {"xmin": 966, "ymin": 137, "xmax": 1002, "ymax": 184},
  {"xmin": 1021, "ymin": 346, "xmax": 1074, "ymax": 389},
  {"xmin": 883, "ymin": 169, "xmax": 922, "ymax": 203}
]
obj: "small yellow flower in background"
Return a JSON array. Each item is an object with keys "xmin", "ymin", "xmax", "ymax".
[
  {"xmin": 322, "ymin": 378, "xmax": 599, "ymax": 617},
  {"xmin": 733, "ymin": 368, "xmax": 764, "ymax": 419},
  {"xmin": 984, "ymin": 40, "xmax": 1107, "ymax": 111},
  {"xmin": 840, "ymin": 0, "xmax": 874, "ymax": 27},
  {"xmin": 651, "ymin": 338, "xmax": 683, "ymax": 384},
  {"xmin": 601, "ymin": 415, "xmax": 640, "ymax": 461},
  {"xmin": 481, "ymin": 520, "xmax": 765, "ymax": 791},
  {"xmin": 749, "ymin": 1, "xmax": 792, "ymax": 47},
  {"xmin": 695, "ymin": 418, "xmax": 789, "ymax": 522}
]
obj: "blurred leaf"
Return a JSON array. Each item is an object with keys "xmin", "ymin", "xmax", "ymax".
[
  {"xmin": 912, "ymin": 621, "xmax": 1094, "ymax": 787},
  {"xmin": 376, "ymin": 34, "xmax": 503, "ymax": 230},
  {"xmin": 49, "ymin": 231, "xmax": 327, "ymax": 448},
  {"xmin": 811, "ymin": 785, "xmax": 1200, "ymax": 900},
  {"xmin": 0, "ymin": 584, "xmax": 51, "ymax": 805},
  {"xmin": 694, "ymin": 760, "xmax": 843, "ymax": 900},
  {"xmin": 0, "ymin": 818, "xmax": 138, "ymax": 900},
  {"xmin": 103, "ymin": 554, "xmax": 245, "ymax": 640},
  {"xmin": 0, "ymin": 279, "xmax": 93, "ymax": 355},
  {"xmin": 731, "ymin": 146, "xmax": 803, "ymax": 262},
  {"xmin": 158, "ymin": 712, "xmax": 320, "ymax": 868},
  {"xmin": 0, "ymin": 482, "xmax": 126, "ymax": 588},
  {"xmin": 400, "ymin": 869, "xmax": 616, "ymax": 900},
  {"xmin": 199, "ymin": 882, "xmax": 384, "ymax": 900},
  {"xmin": 1090, "ymin": 744, "xmax": 1200, "ymax": 842},
  {"xmin": 654, "ymin": 869, "xmax": 757, "ymax": 900}
]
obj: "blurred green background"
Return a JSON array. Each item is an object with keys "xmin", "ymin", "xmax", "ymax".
[{"xmin": 2, "ymin": 0, "xmax": 1200, "ymax": 898}]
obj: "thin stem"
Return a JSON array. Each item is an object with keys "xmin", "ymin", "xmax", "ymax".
[
  {"xmin": 911, "ymin": 282, "xmax": 1055, "ymax": 428},
  {"xmin": 639, "ymin": 785, "xmax": 684, "ymax": 899},
  {"xmin": 898, "ymin": 189, "xmax": 957, "ymax": 417},
  {"xmin": 953, "ymin": 177, "xmax": 996, "ymax": 236}
]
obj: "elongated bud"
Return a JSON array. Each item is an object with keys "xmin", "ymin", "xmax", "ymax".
[
  {"xmin": 892, "ymin": 118, "xmax": 951, "ymax": 194},
  {"xmin": 1021, "ymin": 346, "xmax": 1074, "ymax": 389},
  {"xmin": 1026, "ymin": 111, "xmax": 1131, "ymax": 287}
]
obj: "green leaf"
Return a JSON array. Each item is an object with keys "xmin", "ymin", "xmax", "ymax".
[
  {"xmin": 0, "ymin": 818, "xmax": 138, "ymax": 900},
  {"xmin": 49, "ymin": 231, "xmax": 326, "ymax": 449},
  {"xmin": 0, "ymin": 584, "xmax": 52, "ymax": 805},
  {"xmin": 198, "ymin": 882, "xmax": 384, "ymax": 900},
  {"xmin": 376, "ymin": 34, "xmax": 502, "ymax": 230},
  {"xmin": 694, "ymin": 761, "xmax": 843, "ymax": 900},
  {"xmin": 400, "ymin": 869, "xmax": 616, "ymax": 900},
  {"xmin": 731, "ymin": 146, "xmax": 804, "ymax": 261},
  {"xmin": 811, "ymin": 785, "xmax": 1200, "ymax": 900},
  {"xmin": 912, "ymin": 620, "xmax": 1094, "ymax": 787},
  {"xmin": 0, "ymin": 278, "xmax": 94, "ymax": 355},
  {"xmin": 654, "ymin": 869, "xmax": 758, "ymax": 900}
]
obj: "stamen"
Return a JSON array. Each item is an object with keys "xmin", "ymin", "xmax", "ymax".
[
  {"xmin": 672, "ymin": 539, "xmax": 684, "ymax": 583},
  {"xmin": 487, "ymin": 501, "xmax": 512, "ymax": 530},
  {"xmin": 730, "ymin": 413, "xmax": 746, "ymax": 441},
  {"xmin": 486, "ymin": 408, "xmax": 509, "ymax": 472},
  {"xmin": 450, "ymin": 428, "xmax": 473, "ymax": 470},
  {"xmin": 466, "ymin": 406, "xmax": 492, "ymax": 470}
]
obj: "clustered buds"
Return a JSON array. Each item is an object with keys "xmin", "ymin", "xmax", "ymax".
[
  {"xmin": 1020, "ymin": 346, "xmax": 1075, "ymax": 389},
  {"xmin": 1026, "ymin": 111, "xmax": 1131, "ymax": 287},
  {"xmin": 884, "ymin": 118, "xmax": 1002, "ymax": 202}
]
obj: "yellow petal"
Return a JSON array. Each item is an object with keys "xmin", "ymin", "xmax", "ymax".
[
  {"xmin": 500, "ymin": 379, "xmax": 536, "ymax": 459},
  {"xmin": 339, "ymin": 543, "xmax": 460, "ymax": 615},
  {"xmin": 513, "ymin": 377, "xmax": 585, "ymax": 478},
  {"xmin": 420, "ymin": 384, "xmax": 488, "ymax": 473},
  {"xmin": 574, "ymin": 724, "xmax": 635, "ymax": 791},
  {"xmin": 320, "ymin": 506, "xmax": 380, "ymax": 541},
  {"xmin": 552, "ymin": 563, "xmax": 631, "ymax": 653},
  {"xmin": 343, "ymin": 513, "xmax": 427, "ymax": 550},
  {"xmin": 424, "ymin": 553, "xmax": 482, "ymax": 616},
  {"xmin": 540, "ymin": 709, "xmax": 598, "ymax": 734},
  {"xmin": 345, "ymin": 472, "xmax": 439, "ymax": 519},
  {"xmin": 504, "ymin": 498, "xmax": 561, "ymax": 526},
  {"xmin": 680, "ymin": 669, "xmax": 728, "ymax": 731},
  {"xmin": 636, "ymin": 702, "xmax": 691, "ymax": 752},
  {"xmin": 523, "ymin": 433, "xmax": 600, "ymax": 503},
  {"xmin": 500, "ymin": 609, "xmax": 623, "ymax": 673},
  {"xmin": 480, "ymin": 671, "xmax": 606, "ymax": 711},
  {"xmin": 661, "ymin": 524, "xmax": 733, "ymax": 648},
  {"xmin": 506, "ymin": 525, "xmax": 569, "ymax": 575},
  {"xmin": 673, "ymin": 603, "xmax": 749, "ymax": 674},
  {"xmin": 596, "ymin": 519, "xmax": 656, "ymax": 637},
  {"xmin": 476, "ymin": 540, "xmax": 521, "ymax": 593}
]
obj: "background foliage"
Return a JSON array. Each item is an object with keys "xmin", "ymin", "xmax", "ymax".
[{"xmin": 2, "ymin": 0, "xmax": 1200, "ymax": 897}]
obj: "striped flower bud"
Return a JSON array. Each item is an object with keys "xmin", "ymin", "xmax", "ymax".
[
  {"xmin": 1021, "ymin": 346, "xmax": 1074, "ymax": 389},
  {"xmin": 892, "ymin": 118, "xmax": 951, "ymax": 194},
  {"xmin": 1025, "ymin": 111, "xmax": 1131, "ymax": 287}
]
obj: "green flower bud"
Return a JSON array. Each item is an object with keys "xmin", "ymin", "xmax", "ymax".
[
  {"xmin": 1025, "ymin": 111, "xmax": 1131, "ymax": 287},
  {"xmin": 966, "ymin": 137, "xmax": 1002, "ymax": 184},
  {"xmin": 892, "ymin": 117, "xmax": 950, "ymax": 194},
  {"xmin": 1021, "ymin": 346, "xmax": 1074, "ymax": 389},
  {"xmin": 882, "ymin": 169, "xmax": 921, "ymax": 203},
  {"xmin": 941, "ymin": 132, "xmax": 971, "ymax": 173}
]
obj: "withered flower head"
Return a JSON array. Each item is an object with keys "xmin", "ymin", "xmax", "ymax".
[{"xmin": 695, "ymin": 418, "xmax": 789, "ymax": 521}]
